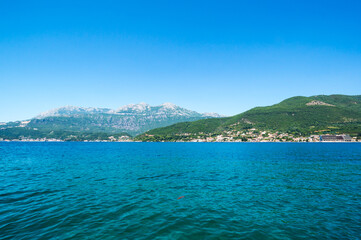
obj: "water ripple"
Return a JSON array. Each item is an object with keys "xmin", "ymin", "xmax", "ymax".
[{"xmin": 0, "ymin": 142, "xmax": 361, "ymax": 239}]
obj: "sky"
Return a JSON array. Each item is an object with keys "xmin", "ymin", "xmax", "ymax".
[{"xmin": 1, "ymin": 0, "xmax": 361, "ymax": 122}]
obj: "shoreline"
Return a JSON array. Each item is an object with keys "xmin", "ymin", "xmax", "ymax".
[{"xmin": 1, "ymin": 140, "xmax": 360, "ymax": 143}]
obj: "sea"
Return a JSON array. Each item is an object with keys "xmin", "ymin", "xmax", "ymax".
[{"xmin": 0, "ymin": 142, "xmax": 360, "ymax": 239}]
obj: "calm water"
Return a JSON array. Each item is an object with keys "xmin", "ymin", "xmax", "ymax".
[{"xmin": 0, "ymin": 142, "xmax": 361, "ymax": 240}]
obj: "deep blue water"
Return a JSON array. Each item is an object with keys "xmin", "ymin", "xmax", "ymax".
[{"xmin": 0, "ymin": 142, "xmax": 361, "ymax": 240}]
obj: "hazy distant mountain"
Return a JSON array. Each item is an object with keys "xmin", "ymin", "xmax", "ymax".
[{"xmin": 0, "ymin": 103, "xmax": 222, "ymax": 140}]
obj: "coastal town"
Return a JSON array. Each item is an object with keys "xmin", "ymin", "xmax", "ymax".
[
  {"xmin": 0, "ymin": 124, "xmax": 359, "ymax": 143},
  {"xmin": 0, "ymin": 130, "xmax": 359, "ymax": 142},
  {"xmin": 141, "ymin": 128, "xmax": 360, "ymax": 142}
]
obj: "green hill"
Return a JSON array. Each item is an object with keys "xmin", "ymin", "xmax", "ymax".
[
  {"xmin": 0, "ymin": 127, "xmax": 131, "ymax": 141},
  {"xmin": 136, "ymin": 95, "xmax": 361, "ymax": 141}
]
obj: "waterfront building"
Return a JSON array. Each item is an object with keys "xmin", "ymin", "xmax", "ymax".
[{"xmin": 320, "ymin": 134, "xmax": 352, "ymax": 142}]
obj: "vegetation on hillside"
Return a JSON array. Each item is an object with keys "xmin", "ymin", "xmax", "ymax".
[
  {"xmin": 0, "ymin": 127, "xmax": 130, "ymax": 141},
  {"xmin": 136, "ymin": 95, "xmax": 361, "ymax": 141}
]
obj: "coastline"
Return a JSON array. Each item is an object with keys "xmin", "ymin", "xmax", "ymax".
[{"xmin": 1, "ymin": 140, "xmax": 360, "ymax": 143}]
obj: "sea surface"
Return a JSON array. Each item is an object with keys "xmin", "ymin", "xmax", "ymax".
[{"xmin": 0, "ymin": 142, "xmax": 361, "ymax": 240}]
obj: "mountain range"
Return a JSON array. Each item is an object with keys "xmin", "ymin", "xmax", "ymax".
[
  {"xmin": 136, "ymin": 95, "xmax": 361, "ymax": 142},
  {"xmin": 2, "ymin": 95, "xmax": 360, "ymax": 142},
  {"xmin": 0, "ymin": 103, "xmax": 222, "ymax": 140}
]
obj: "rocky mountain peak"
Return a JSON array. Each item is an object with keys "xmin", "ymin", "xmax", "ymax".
[{"xmin": 117, "ymin": 102, "xmax": 150, "ymax": 112}]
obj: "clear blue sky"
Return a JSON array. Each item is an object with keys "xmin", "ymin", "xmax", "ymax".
[{"xmin": 1, "ymin": 0, "xmax": 361, "ymax": 122}]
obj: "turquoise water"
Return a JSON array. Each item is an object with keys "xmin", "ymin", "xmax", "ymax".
[{"xmin": 1, "ymin": 142, "xmax": 361, "ymax": 239}]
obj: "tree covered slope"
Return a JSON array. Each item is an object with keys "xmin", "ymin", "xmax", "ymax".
[{"xmin": 136, "ymin": 95, "xmax": 361, "ymax": 141}]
